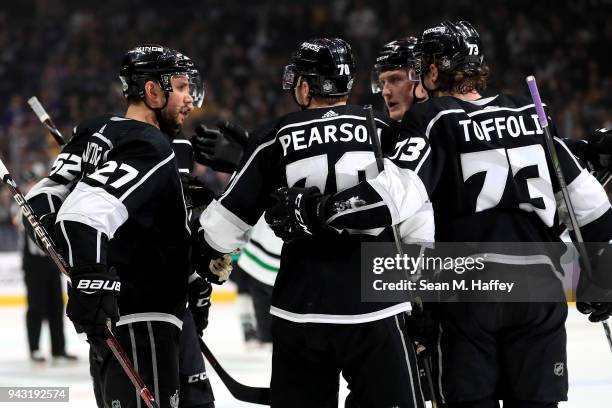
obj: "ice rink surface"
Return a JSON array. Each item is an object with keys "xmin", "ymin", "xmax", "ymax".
[{"xmin": 0, "ymin": 303, "xmax": 610, "ymax": 407}]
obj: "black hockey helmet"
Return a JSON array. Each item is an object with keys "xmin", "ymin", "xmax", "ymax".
[
  {"xmin": 371, "ymin": 37, "xmax": 420, "ymax": 93},
  {"xmin": 418, "ymin": 21, "xmax": 483, "ymax": 72},
  {"xmin": 282, "ymin": 38, "xmax": 355, "ymax": 97},
  {"xmin": 119, "ymin": 45, "xmax": 204, "ymax": 107}
]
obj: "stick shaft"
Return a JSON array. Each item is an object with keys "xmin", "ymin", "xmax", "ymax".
[{"xmin": 526, "ymin": 75, "xmax": 612, "ymax": 353}]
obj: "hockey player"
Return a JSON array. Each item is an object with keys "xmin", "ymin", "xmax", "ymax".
[
  {"xmin": 195, "ymin": 38, "xmax": 426, "ymax": 407},
  {"xmin": 48, "ymin": 45, "xmax": 228, "ymax": 408},
  {"xmin": 371, "ymin": 37, "xmax": 427, "ymax": 121},
  {"xmin": 265, "ymin": 21, "xmax": 612, "ymax": 408}
]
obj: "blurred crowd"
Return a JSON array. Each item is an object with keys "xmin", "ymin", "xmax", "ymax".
[{"xmin": 0, "ymin": 0, "xmax": 610, "ymax": 248}]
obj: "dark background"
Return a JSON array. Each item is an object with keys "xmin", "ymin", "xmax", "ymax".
[{"xmin": 0, "ymin": 0, "xmax": 610, "ymax": 248}]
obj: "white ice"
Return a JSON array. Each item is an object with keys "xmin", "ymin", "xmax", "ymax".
[{"xmin": 0, "ymin": 304, "xmax": 610, "ymax": 407}]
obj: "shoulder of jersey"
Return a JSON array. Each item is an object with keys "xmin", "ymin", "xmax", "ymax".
[
  {"xmin": 72, "ymin": 114, "xmax": 115, "ymax": 141},
  {"xmin": 104, "ymin": 117, "xmax": 173, "ymax": 156},
  {"xmin": 275, "ymin": 105, "xmax": 390, "ymax": 131}
]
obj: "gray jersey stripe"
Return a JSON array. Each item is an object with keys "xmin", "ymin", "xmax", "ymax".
[
  {"xmin": 128, "ymin": 323, "xmax": 141, "ymax": 408},
  {"xmin": 147, "ymin": 322, "xmax": 160, "ymax": 405}
]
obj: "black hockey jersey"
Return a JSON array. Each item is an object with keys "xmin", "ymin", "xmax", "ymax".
[
  {"xmin": 327, "ymin": 94, "xmax": 612, "ymax": 246},
  {"xmin": 54, "ymin": 116, "xmax": 191, "ymax": 327},
  {"xmin": 199, "ymin": 104, "xmax": 415, "ymax": 323}
]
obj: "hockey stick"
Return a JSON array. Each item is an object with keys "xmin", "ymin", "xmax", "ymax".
[
  {"xmin": 597, "ymin": 169, "xmax": 612, "ymax": 189},
  {"xmin": 198, "ymin": 338, "xmax": 270, "ymax": 405},
  {"xmin": 0, "ymin": 158, "xmax": 160, "ymax": 408},
  {"xmin": 526, "ymin": 76, "xmax": 612, "ymax": 354},
  {"xmin": 363, "ymin": 105, "xmax": 422, "ymax": 309},
  {"xmin": 27, "ymin": 96, "xmax": 67, "ymax": 146},
  {"xmin": 363, "ymin": 105, "xmax": 438, "ymax": 408}
]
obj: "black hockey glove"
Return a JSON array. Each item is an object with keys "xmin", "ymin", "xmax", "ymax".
[
  {"xmin": 403, "ymin": 306, "xmax": 438, "ymax": 349},
  {"xmin": 188, "ymin": 273, "xmax": 212, "ymax": 336},
  {"xmin": 66, "ymin": 264, "xmax": 120, "ymax": 338},
  {"xmin": 577, "ymin": 301, "xmax": 612, "ymax": 323},
  {"xmin": 586, "ymin": 128, "xmax": 612, "ymax": 170},
  {"xmin": 265, "ymin": 186, "xmax": 333, "ymax": 242},
  {"xmin": 180, "ymin": 173, "xmax": 216, "ymax": 210},
  {"xmin": 191, "ymin": 121, "xmax": 248, "ymax": 173}
]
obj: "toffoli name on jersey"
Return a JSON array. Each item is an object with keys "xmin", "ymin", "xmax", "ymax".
[{"xmin": 459, "ymin": 114, "xmax": 543, "ymax": 142}]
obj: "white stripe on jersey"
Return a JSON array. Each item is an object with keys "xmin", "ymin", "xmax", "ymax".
[
  {"xmin": 270, "ymin": 302, "xmax": 412, "ymax": 324},
  {"xmin": 476, "ymin": 253, "xmax": 564, "ymax": 281},
  {"xmin": 47, "ymin": 193, "xmax": 56, "ymax": 212},
  {"xmin": 276, "ymin": 114, "xmax": 389, "ymax": 135},
  {"xmin": 92, "ymin": 131, "xmax": 114, "ymax": 149},
  {"xmin": 25, "ymin": 177, "xmax": 71, "ymax": 202},
  {"xmin": 120, "ymin": 152, "xmax": 176, "ymax": 201},
  {"xmin": 437, "ymin": 324, "xmax": 447, "ymax": 404},
  {"xmin": 554, "ymin": 136, "xmax": 582, "ymax": 171},
  {"xmin": 556, "ymin": 169, "xmax": 612, "ymax": 228},
  {"xmin": 57, "ymin": 183, "xmax": 129, "ymax": 239},
  {"xmin": 221, "ymin": 138, "xmax": 277, "ymax": 199},
  {"xmin": 425, "ymin": 109, "xmax": 465, "ymax": 139},
  {"xmin": 59, "ymin": 221, "xmax": 73, "ymax": 267},
  {"xmin": 200, "ymin": 199, "xmax": 251, "ymax": 253},
  {"xmin": 326, "ymin": 201, "xmax": 387, "ymax": 224},
  {"xmin": 467, "ymin": 103, "xmax": 546, "ymax": 118},
  {"xmin": 117, "ymin": 312, "xmax": 183, "ymax": 330},
  {"xmin": 171, "ymin": 139, "xmax": 192, "ymax": 145},
  {"xmin": 464, "ymin": 95, "xmax": 499, "ymax": 105},
  {"xmin": 394, "ymin": 314, "xmax": 421, "ymax": 408},
  {"xmin": 95, "ymin": 230, "xmax": 101, "ymax": 263}
]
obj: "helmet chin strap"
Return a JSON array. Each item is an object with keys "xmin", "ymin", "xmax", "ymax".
[
  {"xmin": 144, "ymin": 92, "xmax": 178, "ymax": 136},
  {"xmin": 420, "ymin": 76, "xmax": 438, "ymax": 100}
]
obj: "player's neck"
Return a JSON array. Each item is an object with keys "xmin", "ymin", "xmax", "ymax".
[
  {"xmin": 437, "ymin": 90, "xmax": 482, "ymax": 100},
  {"xmin": 125, "ymin": 104, "xmax": 160, "ymax": 128},
  {"xmin": 308, "ymin": 100, "xmax": 347, "ymax": 109}
]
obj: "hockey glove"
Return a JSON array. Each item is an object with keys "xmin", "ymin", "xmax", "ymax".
[
  {"xmin": 208, "ymin": 254, "xmax": 233, "ymax": 283},
  {"xmin": 188, "ymin": 273, "xmax": 212, "ymax": 336},
  {"xmin": 265, "ymin": 186, "xmax": 332, "ymax": 242},
  {"xmin": 586, "ymin": 128, "xmax": 612, "ymax": 170},
  {"xmin": 66, "ymin": 264, "xmax": 120, "ymax": 338},
  {"xmin": 403, "ymin": 306, "xmax": 439, "ymax": 349},
  {"xmin": 180, "ymin": 173, "xmax": 216, "ymax": 210},
  {"xmin": 192, "ymin": 226, "xmax": 233, "ymax": 284},
  {"xmin": 577, "ymin": 301, "xmax": 612, "ymax": 323},
  {"xmin": 191, "ymin": 121, "xmax": 248, "ymax": 173}
]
